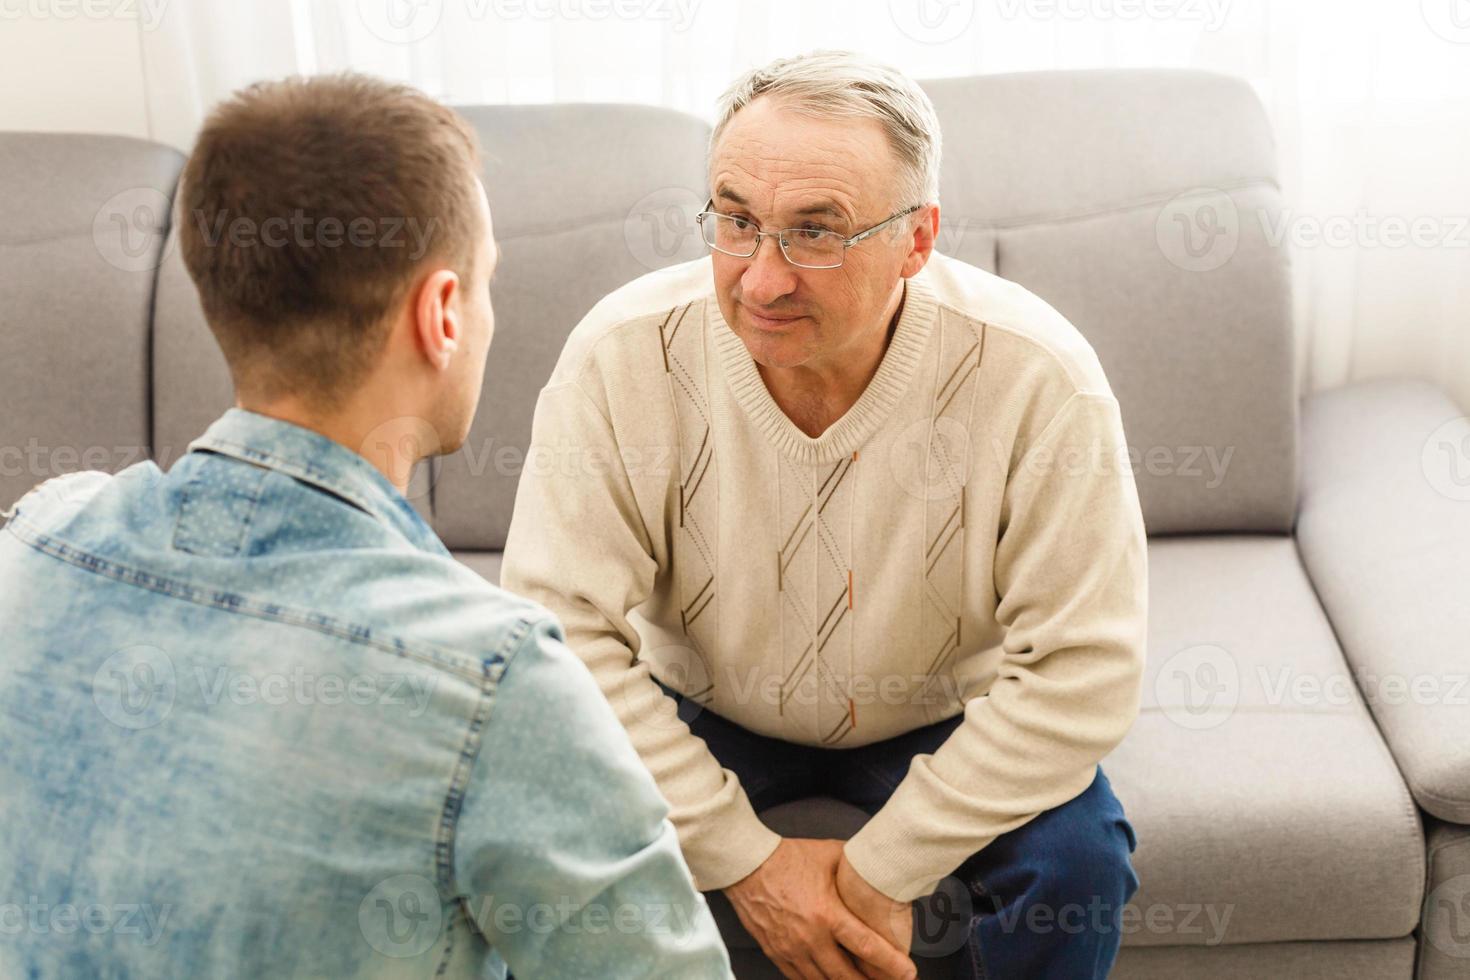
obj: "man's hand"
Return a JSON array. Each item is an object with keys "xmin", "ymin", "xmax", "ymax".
[
  {"xmin": 723, "ymin": 838, "xmax": 916, "ymax": 980},
  {"xmin": 835, "ymin": 852, "xmax": 914, "ymax": 978}
]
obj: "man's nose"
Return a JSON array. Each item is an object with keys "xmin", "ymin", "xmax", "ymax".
[{"xmin": 740, "ymin": 235, "xmax": 799, "ymax": 307}]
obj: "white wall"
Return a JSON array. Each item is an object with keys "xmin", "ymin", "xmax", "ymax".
[{"xmin": 0, "ymin": 14, "xmax": 150, "ymax": 138}]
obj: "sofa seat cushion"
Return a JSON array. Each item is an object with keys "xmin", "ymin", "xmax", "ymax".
[
  {"xmin": 454, "ymin": 550, "xmax": 503, "ymax": 586},
  {"xmin": 1098, "ymin": 535, "xmax": 1424, "ymax": 945}
]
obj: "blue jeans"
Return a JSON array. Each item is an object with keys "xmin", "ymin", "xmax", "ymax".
[{"xmin": 657, "ymin": 679, "xmax": 1140, "ymax": 979}]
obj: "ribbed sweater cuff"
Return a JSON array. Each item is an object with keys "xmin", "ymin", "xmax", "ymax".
[
  {"xmin": 842, "ymin": 803, "xmax": 947, "ymax": 904},
  {"xmin": 684, "ymin": 797, "xmax": 784, "ymax": 893}
]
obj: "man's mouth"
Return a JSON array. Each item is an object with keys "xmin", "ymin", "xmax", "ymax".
[{"xmin": 742, "ymin": 306, "xmax": 806, "ymax": 332}]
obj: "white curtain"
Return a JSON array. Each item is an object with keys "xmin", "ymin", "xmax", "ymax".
[{"xmin": 137, "ymin": 0, "xmax": 1470, "ymax": 412}]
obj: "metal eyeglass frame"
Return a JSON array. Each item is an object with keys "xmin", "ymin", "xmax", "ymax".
[{"xmin": 695, "ymin": 199, "xmax": 923, "ymax": 269}]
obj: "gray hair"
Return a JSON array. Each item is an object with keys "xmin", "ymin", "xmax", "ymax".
[{"xmin": 710, "ymin": 50, "xmax": 942, "ymax": 206}]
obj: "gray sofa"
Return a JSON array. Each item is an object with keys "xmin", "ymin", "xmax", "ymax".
[{"xmin": 3, "ymin": 69, "xmax": 1467, "ymax": 979}]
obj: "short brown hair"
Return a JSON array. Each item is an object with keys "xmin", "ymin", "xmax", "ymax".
[{"xmin": 179, "ymin": 73, "xmax": 483, "ymax": 409}]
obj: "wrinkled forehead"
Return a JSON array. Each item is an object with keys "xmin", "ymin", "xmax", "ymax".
[{"xmin": 707, "ymin": 98, "xmax": 899, "ymax": 225}]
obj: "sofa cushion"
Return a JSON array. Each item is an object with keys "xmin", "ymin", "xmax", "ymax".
[
  {"xmin": 1104, "ymin": 535, "xmax": 1424, "ymax": 945},
  {"xmin": 454, "ymin": 550, "xmax": 503, "ymax": 586}
]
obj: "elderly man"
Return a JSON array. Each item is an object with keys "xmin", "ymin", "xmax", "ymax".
[{"xmin": 503, "ymin": 51, "xmax": 1146, "ymax": 980}]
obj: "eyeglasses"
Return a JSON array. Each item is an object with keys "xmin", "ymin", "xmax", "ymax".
[{"xmin": 695, "ymin": 200, "xmax": 922, "ymax": 270}]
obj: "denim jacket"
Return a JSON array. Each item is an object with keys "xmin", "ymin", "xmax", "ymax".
[{"xmin": 0, "ymin": 409, "xmax": 732, "ymax": 979}]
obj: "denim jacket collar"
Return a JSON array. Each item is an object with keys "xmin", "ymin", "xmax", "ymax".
[{"xmin": 189, "ymin": 409, "xmax": 448, "ymax": 558}]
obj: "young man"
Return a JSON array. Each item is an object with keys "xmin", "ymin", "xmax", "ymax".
[
  {"xmin": 503, "ymin": 52, "xmax": 1146, "ymax": 979},
  {"xmin": 0, "ymin": 74, "xmax": 730, "ymax": 979}
]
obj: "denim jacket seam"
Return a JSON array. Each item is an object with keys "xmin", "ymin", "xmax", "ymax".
[
  {"xmin": 171, "ymin": 467, "xmax": 270, "ymax": 557},
  {"xmin": 432, "ymin": 901, "xmax": 466, "ymax": 978},
  {"xmin": 438, "ymin": 614, "xmax": 538, "ymax": 898},
  {"xmin": 5, "ymin": 515, "xmax": 489, "ymax": 684}
]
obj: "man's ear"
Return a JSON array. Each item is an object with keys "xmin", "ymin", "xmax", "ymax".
[
  {"xmin": 901, "ymin": 203, "xmax": 940, "ymax": 278},
  {"xmin": 412, "ymin": 268, "xmax": 462, "ymax": 371}
]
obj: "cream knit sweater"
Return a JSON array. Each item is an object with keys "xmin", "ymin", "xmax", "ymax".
[{"xmin": 501, "ymin": 252, "xmax": 1148, "ymax": 903}]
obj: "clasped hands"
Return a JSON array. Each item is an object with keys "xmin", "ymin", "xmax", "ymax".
[{"xmin": 723, "ymin": 838, "xmax": 918, "ymax": 980}]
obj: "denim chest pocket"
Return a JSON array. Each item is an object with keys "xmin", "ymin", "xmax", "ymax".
[{"xmin": 172, "ymin": 459, "xmax": 273, "ymax": 557}]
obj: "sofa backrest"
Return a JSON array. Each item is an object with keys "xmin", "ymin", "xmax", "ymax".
[
  {"xmin": 0, "ymin": 69, "xmax": 1297, "ymax": 538},
  {"xmin": 925, "ymin": 70, "xmax": 1297, "ymax": 534},
  {"xmin": 432, "ymin": 103, "xmax": 713, "ymax": 550},
  {"xmin": 0, "ymin": 133, "xmax": 182, "ymax": 513}
]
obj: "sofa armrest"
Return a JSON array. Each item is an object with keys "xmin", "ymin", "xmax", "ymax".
[{"xmin": 1297, "ymin": 379, "xmax": 1470, "ymax": 823}]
